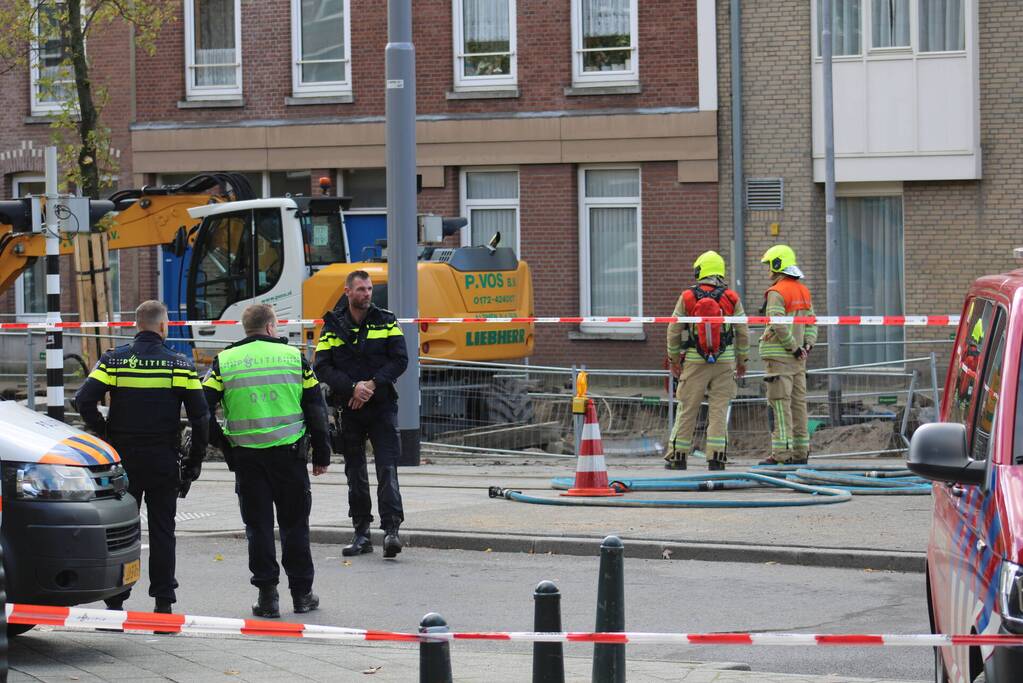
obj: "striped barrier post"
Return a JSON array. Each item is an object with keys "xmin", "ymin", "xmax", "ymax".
[{"xmin": 43, "ymin": 147, "xmax": 63, "ymax": 422}]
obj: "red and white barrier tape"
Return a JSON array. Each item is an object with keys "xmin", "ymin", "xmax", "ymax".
[
  {"xmin": 7, "ymin": 604, "xmax": 1021, "ymax": 647},
  {"xmin": 0, "ymin": 315, "xmax": 960, "ymax": 330}
]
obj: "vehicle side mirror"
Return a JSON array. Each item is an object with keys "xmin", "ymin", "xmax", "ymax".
[{"xmin": 907, "ymin": 422, "xmax": 986, "ymax": 486}]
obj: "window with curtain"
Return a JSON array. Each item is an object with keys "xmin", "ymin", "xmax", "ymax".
[
  {"xmin": 872, "ymin": 0, "xmax": 909, "ymax": 48},
  {"xmin": 837, "ymin": 195, "xmax": 904, "ymax": 365},
  {"xmin": 31, "ymin": 1, "xmax": 73, "ymax": 113},
  {"xmin": 187, "ymin": 0, "xmax": 240, "ymax": 96},
  {"xmin": 462, "ymin": 171, "xmax": 519, "ymax": 252},
  {"xmin": 919, "ymin": 0, "xmax": 964, "ymax": 52},
  {"xmin": 580, "ymin": 168, "xmax": 641, "ymax": 325},
  {"xmin": 455, "ymin": 0, "xmax": 515, "ymax": 87},
  {"xmin": 817, "ymin": 0, "xmax": 862, "ymax": 56},
  {"xmin": 573, "ymin": 0, "xmax": 637, "ymax": 83},
  {"xmin": 292, "ymin": 0, "xmax": 350, "ymax": 94}
]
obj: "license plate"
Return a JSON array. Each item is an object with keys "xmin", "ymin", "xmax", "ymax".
[{"xmin": 122, "ymin": 559, "xmax": 141, "ymax": 586}]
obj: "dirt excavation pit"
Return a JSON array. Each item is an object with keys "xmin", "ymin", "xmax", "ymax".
[{"xmin": 810, "ymin": 420, "xmax": 897, "ymax": 455}]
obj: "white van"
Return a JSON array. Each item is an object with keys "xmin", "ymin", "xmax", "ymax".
[{"xmin": 0, "ymin": 401, "xmax": 142, "ymax": 635}]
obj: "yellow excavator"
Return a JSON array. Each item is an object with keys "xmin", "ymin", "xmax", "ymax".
[{"xmin": 0, "ymin": 173, "xmax": 536, "ymax": 431}]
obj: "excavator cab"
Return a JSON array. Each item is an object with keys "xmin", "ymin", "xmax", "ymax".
[{"xmin": 183, "ymin": 196, "xmax": 349, "ymax": 363}]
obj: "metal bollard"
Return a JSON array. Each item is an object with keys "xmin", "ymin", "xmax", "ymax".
[
  {"xmin": 592, "ymin": 535, "xmax": 625, "ymax": 683},
  {"xmin": 533, "ymin": 580, "xmax": 565, "ymax": 683},
  {"xmin": 419, "ymin": 612, "xmax": 452, "ymax": 683}
]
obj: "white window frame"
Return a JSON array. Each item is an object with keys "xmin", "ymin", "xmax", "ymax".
[
  {"xmin": 184, "ymin": 0, "xmax": 243, "ymax": 100},
  {"xmin": 29, "ymin": 0, "xmax": 74, "ymax": 116},
  {"xmin": 866, "ymin": 0, "xmax": 914, "ymax": 53},
  {"xmin": 812, "ymin": 0, "xmax": 970, "ymax": 58},
  {"xmin": 452, "ymin": 0, "xmax": 517, "ymax": 91},
  {"xmin": 577, "ymin": 165, "xmax": 642, "ymax": 334},
  {"xmin": 570, "ymin": 0, "xmax": 639, "ymax": 86},
  {"xmin": 459, "ymin": 168, "xmax": 520, "ymax": 255},
  {"xmin": 290, "ymin": 0, "xmax": 352, "ymax": 97}
]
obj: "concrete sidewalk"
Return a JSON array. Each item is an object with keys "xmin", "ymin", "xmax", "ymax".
[
  {"xmin": 9, "ymin": 628, "xmax": 927, "ymax": 683},
  {"xmin": 175, "ymin": 454, "xmax": 931, "ymax": 572}
]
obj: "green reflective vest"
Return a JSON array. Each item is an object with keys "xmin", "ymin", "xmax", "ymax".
[{"xmin": 218, "ymin": 340, "xmax": 307, "ymax": 449}]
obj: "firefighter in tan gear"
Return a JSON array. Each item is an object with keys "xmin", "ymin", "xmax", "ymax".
[
  {"xmin": 757, "ymin": 245, "xmax": 818, "ymax": 465},
  {"xmin": 664, "ymin": 251, "xmax": 749, "ymax": 471}
]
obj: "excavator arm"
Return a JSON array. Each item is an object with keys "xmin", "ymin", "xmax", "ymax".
[{"xmin": 0, "ymin": 172, "xmax": 256, "ymax": 296}]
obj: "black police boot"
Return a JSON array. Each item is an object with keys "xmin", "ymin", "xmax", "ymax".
[
  {"xmin": 252, "ymin": 586, "xmax": 280, "ymax": 619},
  {"xmin": 292, "ymin": 591, "xmax": 320, "ymax": 614},
  {"xmin": 342, "ymin": 530, "xmax": 373, "ymax": 557},
  {"xmin": 383, "ymin": 529, "xmax": 403, "ymax": 559},
  {"xmin": 153, "ymin": 599, "xmax": 174, "ymax": 635}
]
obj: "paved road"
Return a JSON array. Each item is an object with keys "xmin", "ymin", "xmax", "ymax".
[{"xmin": 8, "ymin": 537, "xmax": 932, "ymax": 682}]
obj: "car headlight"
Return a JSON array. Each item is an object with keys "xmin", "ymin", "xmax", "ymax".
[
  {"xmin": 999, "ymin": 561, "xmax": 1023, "ymax": 633},
  {"xmin": 7, "ymin": 462, "xmax": 98, "ymax": 502}
]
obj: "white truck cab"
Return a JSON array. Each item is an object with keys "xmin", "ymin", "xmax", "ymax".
[{"xmin": 185, "ymin": 197, "xmax": 348, "ymax": 353}]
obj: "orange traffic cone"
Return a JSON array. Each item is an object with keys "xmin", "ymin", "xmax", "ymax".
[{"xmin": 562, "ymin": 398, "xmax": 621, "ymax": 497}]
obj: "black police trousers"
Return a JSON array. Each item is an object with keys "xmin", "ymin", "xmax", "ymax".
[
  {"xmin": 340, "ymin": 401, "xmax": 404, "ymax": 533},
  {"xmin": 233, "ymin": 446, "xmax": 314, "ymax": 594},
  {"xmin": 106, "ymin": 443, "xmax": 180, "ymax": 605}
]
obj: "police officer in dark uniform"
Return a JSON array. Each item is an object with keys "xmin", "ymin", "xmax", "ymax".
[
  {"xmin": 74, "ymin": 300, "xmax": 209, "ymax": 615},
  {"xmin": 314, "ymin": 270, "xmax": 408, "ymax": 559},
  {"xmin": 203, "ymin": 303, "xmax": 331, "ymax": 618}
]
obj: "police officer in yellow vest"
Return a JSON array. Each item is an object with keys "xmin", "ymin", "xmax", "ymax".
[
  {"xmin": 665, "ymin": 251, "xmax": 750, "ymax": 470},
  {"xmin": 203, "ymin": 304, "xmax": 331, "ymax": 618},
  {"xmin": 758, "ymin": 245, "xmax": 818, "ymax": 465}
]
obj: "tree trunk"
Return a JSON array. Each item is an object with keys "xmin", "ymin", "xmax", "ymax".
[{"xmin": 66, "ymin": 0, "xmax": 100, "ymax": 199}]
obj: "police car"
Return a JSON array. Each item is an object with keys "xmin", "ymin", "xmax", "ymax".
[
  {"xmin": 0, "ymin": 401, "xmax": 141, "ymax": 635},
  {"xmin": 909, "ymin": 264, "xmax": 1023, "ymax": 682}
]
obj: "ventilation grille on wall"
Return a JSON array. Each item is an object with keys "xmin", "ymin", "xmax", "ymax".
[{"xmin": 746, "ymin": 178, "xmax": 784, "ymax": 211}]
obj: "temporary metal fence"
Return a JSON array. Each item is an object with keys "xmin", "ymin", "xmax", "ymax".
[{"xmin": 419, "ymin": 353, "xmax": 943, "ymax": 461}]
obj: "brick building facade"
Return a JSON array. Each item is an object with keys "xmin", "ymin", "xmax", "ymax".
[
  {"xmin": 0, "ymin": 0, "xmax": 727, "ymax": 369},
  {"xmin": 120, "ymin": 0, "xmax": 721, "ymax": 368},
  {"xmin": 0, "ymin": 13, "xmax": 158, "ymax": 328}
]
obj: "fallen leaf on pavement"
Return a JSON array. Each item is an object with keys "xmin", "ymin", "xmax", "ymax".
[
  {"xmin": 343, "ymin": 560, "xmax": 352, "ymax": 567},
  {"xmin": 661, "ymin": 549, "xmax": 673, "ymax": 560},
  {"xmin": 362, "ymin": 666, "xmax": 383, "ymax": 675},
  {"xmin": 214, "ymin": 554, "xmax": 224, "ymax": 562},
  {"xmin": 224, "ymin": 671, "xmax": 240, "ymax": 676},
  {"xmin": 484, "ymin": 548, "xmax": 492, "ymax": 553}
]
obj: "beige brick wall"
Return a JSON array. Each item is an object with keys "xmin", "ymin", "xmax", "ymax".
[
  {"xmin": 720, "ymin": 0, "xmax": 1023, "ymax": 372},
  {"xmin": 717, "ymin": 0, "xmax": 823, "ymax": 313}
]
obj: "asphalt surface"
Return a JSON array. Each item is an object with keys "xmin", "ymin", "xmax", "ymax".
[
  {"xmin": 10, "ymin": 454, "xmax": 940, "ymax": 681},
  {"xmin": 15, "ymin": 538, "xmax": 930, "ymax": 682}
]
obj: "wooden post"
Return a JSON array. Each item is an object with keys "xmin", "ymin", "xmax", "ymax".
[{"xmin": 73, "ymin": 233, "xmax": 112, "ymax": 368}]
